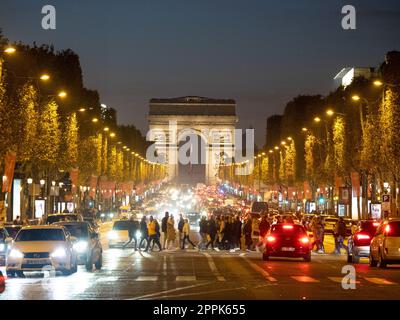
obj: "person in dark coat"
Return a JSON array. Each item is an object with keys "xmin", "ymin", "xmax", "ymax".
[
  {"xmin": 138, "ymin": 216, "xmax": 149, "ymax": 250},
  {"xmin": 177, "ymin": 214, "xmax": 185, "ymax": 248},
  {"xmin": 123, "ymin": 217, "xmax": 139, "ymax": 250},
  {"xmin": 161, "ymin": 212, "xmax": 169, "ymax": 250},
  {"xmin": 205, "ymin": 216, "xmax": 218, "ymax": 250},
  {"xmin": 234, "ymin": 216, "xmax": 242, "ymax": 250},
  {"xmin": 199, "ymin": 216, "xmax": 208, "ymax": 250},
  {"xmin": 243, "ymin": 217, "xmax": 253, "ymax": 251}
]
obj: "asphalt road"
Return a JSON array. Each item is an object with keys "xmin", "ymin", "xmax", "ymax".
[{"xmin": 1, "ymin": 224, "xmax": 400, "ymax": 300}]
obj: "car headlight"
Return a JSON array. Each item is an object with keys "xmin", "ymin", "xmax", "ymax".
[
  {"xmin": 51, "ymin": 248, "xmax": 67, "ymax": 258},
  {"xmin": 109, "ymin": 213, "xmax": 114, "ymax": 218},
  {"xmin": 108, "ymin": 231, "xmax": 118, "ymax": 240},
  {"xmin": 100, "ymin": 213, "xmax": 105, "ymax": 218},
  {"xmin": 9, "ymin": 249, "xmax": 23, "ymax": 259},
  {"xmin": 73, "ymin": 241, "xmax": 88, "ymax": 253},
  {"xmin": 0, "ymin": 243, "xmax": 5, "ymax": 252},
  {"xmin": 135, "ymin": 231, "xmax": 142, "ymax": 239}
]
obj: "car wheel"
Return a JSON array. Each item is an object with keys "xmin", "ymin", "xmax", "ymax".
[
  {"xmin": 352, "ymin": 255, "xmax": 360, "ymax": 264},
  {"xmin": 262, "ymin": 253, "xmax": 269, "ymax": 261},
  {"xmin": 378, "ymin": 251, "xmax": 387, "ymax": 269},
  {"xmin": 95, "ymin": 254, "xmax": 102, "ymax": 270},
  {"xmin": 6, "ymin": 270, "xmax": 15, "ymax": 278},
  {"xmin": 369, "ymin": 253, "xmax": 377, "ymax": 267},
  {"xmin": 304, "ymin": 252, "xmax": 311, "ymax": 262},
  {"xmin": 16, "ymin": 271, "xmax": 25, "ymax": 278}
]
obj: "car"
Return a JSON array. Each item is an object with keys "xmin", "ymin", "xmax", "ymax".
[
  {"xmin": 53, "ymin": 221, "xmax": 102, "ymax": 271},
  {"xmin": 323, "ymin": 216, "xmax": 339, "ymax": 234},
  {"xmin": 347, "ymin": 220, "xmax": 380, "ymax": 263},
  {"xmin": 45, "ymin": 213, "xmax": 83, "ymax": 225},
  {"xmin": 108, "ymin": 220, "xmax": 139, "ymax": 248},
  {"xmin": 0, "ymin": 227, "xmax": 13, "ymax": 266},
  {"xmin": 4, "ymin": 224, "xmax": 22, "ymax": 239},
  {"xmin": 6, "ymin": 225, "xmax": 78, "ymax": 277},
  {"xmin": 262, "ymin": 223, "xmax": 311, "ymax": 262},
  {"xmin": 370, "ymin": 218, "xmax": 400, "ymax": 268}
]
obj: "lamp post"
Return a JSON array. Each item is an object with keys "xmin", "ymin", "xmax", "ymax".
[{"xmin": 27, "ymin": 178, "xmax": 33, "ymax": 219}]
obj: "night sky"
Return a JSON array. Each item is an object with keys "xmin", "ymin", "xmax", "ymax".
[{"xmin": 1, "ymin": 0, "xmax": 400, "ymax": 146}]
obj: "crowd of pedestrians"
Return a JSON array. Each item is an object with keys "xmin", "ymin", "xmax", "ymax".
[{"xmin": 121, "ymin": 211, "xmax": 259, "ymax": 253}]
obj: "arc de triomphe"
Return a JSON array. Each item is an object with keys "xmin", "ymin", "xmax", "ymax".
[{"xmin": 147, "ymin": 96, "xmax": 238, "ymax": 185}]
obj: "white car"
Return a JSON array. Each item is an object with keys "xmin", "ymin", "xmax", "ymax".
[
  {"xmin": 108, "ymin": 220, "xmax": 138, "ymax": 248},
  {"xmin": 6, "ymin": 225, "xmax": 78, "ymax": 277},
  {"xmin": 370, "ymin": 218, "xmax": 400, "ymax": 268}
]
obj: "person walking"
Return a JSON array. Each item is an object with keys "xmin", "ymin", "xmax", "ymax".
[
  {"xmin": 234, "ymin": 215, "xmax": 242, "ymax": 251},
  {"xmin": 166, "ymin": 215, "xmax": 176, "ymax": 250},
  {"xmin": 146, "ymin": 216, "xmax": 162, "ymax": 252},
  {"xmin": 218, "ymin": 216, "xmax": 226, "ymax": 249},
  {"xmin": 257, "ymin": 215, "xmax": 270, "ymax": 251},
  {"xmin": 334, "ymin": 217, "xmax": 348, "ymax": 254},
  {"xmin": 198, "ymin": 216, "xmax": 208, "ymax": 250},
  {"xmin": 123, "ymin": 217, "xmax": 138, "ymax": 250},
  {"xmin": 138, "ymin": 216, "xmax": 149, "ymax": 250},
  {"xmin": 243, "ymin": 217, "xmax": 253, "ymax": 252},
  {"xmin": 161, "ymin": 211, "xmax": 169, "ymax": 250},
  {"xmin": 181, "ymin": 219, "xmax": 196, "ymax": 249},
  {"xmin": 205, "ymin": 216, "xmax": 219, "ymax": 251},
  {"xmin": 311, "ymin": 217, "xmax": 324, "ymax": 253},
  {"xmin": 177, "ymin": 214, "xmax": 185, "ymax": 248}
]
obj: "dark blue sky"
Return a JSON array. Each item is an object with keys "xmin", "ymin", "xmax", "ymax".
[{"xmin": 1, "ymin": 0, "xmax": 400, "ymax": 146}]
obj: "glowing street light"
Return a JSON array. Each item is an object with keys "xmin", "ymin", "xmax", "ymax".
[
  {"xmin": 373, "ymin": 80, "xmax": 383, "ymax": 87},
  {"xmin": 40, "ymin": 74, "xmax": 50, "ymax": 81},
  {"xmin": 39, "ymin": 179, "xmax": 45, "ymax": 186},
  {"xmin": 326, "ymin": 109, "xmax": 334, "ymax": 116},
  {"xmin": 92, "ymin": 117, "xmax": 98, "ymax": 123},
  {"xmin": 4, "ymin": 46, "xmax": 16, "ymax": 54},
  {"xmin": 103, "ymin": 127, "xmax": 110, "ymax": 132},
  {"xmin": 352, "ymin": 95, "xmax": 360, "ymax": 101},
  {"xmin": 274, "ymin": 146, "xmax": 279, "ymax": 150},
  {"xmin": 302, "ymin": 127, "xmax": 308, "ymax": 132},
  {"xmin": 314, "ymin": 117, "xmax": 321, "ymax": 123},
  {"xmin": 27, "ymin": 178, "xmax": 33, "ymax": 184},
  {"xmin": 287, "ymin": 137, "xmax": 292, "ymax": 141},
  {"xmin": 78, "ymin": 108, "xmax": 86, "ymax": 112},
  {"xmin": 58, "ymin": 91, "xmax": 67, "ymax": 98},
  {"xmin": 110, "ymin": 132, "xmax": 116, "ymax": 138},
  {"xmin": 281, "ymin": 141, "xmax": 286, "ymax": 145},
  {"xmin": 269, "ymin": 150, "xmax": 273, "ymax": 153}
]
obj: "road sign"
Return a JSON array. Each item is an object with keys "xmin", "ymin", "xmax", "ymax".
[{"xmin": 382, "ymin": 194, "xmax": 390, "ymax": 212}]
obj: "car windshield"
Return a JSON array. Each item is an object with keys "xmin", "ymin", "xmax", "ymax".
[
  {"xmin": 387, "ymin": 222, "xmax": 400, "ymax": 236},
  {"xmin": 5, "ymin": 227, "xmax": 21, "ymax": 238},
  {"xmin": 113, "ymin": 221, "xmax": 132, "ymax": 230},
  {"xmin": 15, "ymin": 229, "xmax": 65, "ymax": 241},
  {"xmin": 60, "ymin": 224, "xmax": 88, "ymax": 239},
  {"xmin": 47, "ymin": 215, "xmax": 78, "ymax": 224}
]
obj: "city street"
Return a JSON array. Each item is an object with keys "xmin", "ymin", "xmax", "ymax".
[{"xmin": 1, "ymin": 227, "xmax": 400, "ymax": 300}]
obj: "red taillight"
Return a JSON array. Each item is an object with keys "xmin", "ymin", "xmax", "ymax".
[
  {"xmin": 385, "ymin": 225, "xmax": 391, "ymax": 234},
  {"xmin": 373, "ymin": 222, "xmax": 380, "ymax": 227},
  {"xmin": 266, "ymin": 236, "xmax": 276, "ymax": 242},
  {"xmin": 283, "ymin": 225, "xmax": 294, "ymax": 230},
  {"xmin": 356, "ymin": 233, "xmax": 370, "ymax": 240},
  {"xmin": 300, "ymin": 237, "xmax": 309, "ymax": 244}
]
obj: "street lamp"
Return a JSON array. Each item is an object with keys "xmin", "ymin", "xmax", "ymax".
[
  {"xmin": 92, "ymin": 117, "xmax": 98, "ymax": 123},
  {"xmin": 40, "ymin": 74, "xmax": 50, "ymax": 81},
  {"xmin": 103, "ymin": 127, "xmax": 109, "ymax": 132},
  {"xmin": 78, "ymin": 108, "xmax": 86, "ymax": 112},
  {"xmin": 326, "ymin": 109, "xmax": 334, "ymax": 116},
  {"xmin": 351, "ymin": 95, "xmax": 360, "ymax": 101},
  {"xmin": 110, "ymin": 132, "xmax": 116, "ymax": 138},
  {"xmin": 27, "ymin": 178, "xmax": 33, "ymax": 185},
  {"xmin": 40, "ymin": 179, "xmax": 45, "ymax": 187},
  {"xmin": 4, "ymin": 46, "xmax": 16, "ymax": 54},
  {"xmin": 58, "ymin": 91, "xmax": 67, "ymax": 98},
  {"xmin": 314, "ymin": 117, "xmax": 321, "ymax": 123},
  {"xmin": 302, "ymin": 127, "xmax": 308, "ymax": 132}
]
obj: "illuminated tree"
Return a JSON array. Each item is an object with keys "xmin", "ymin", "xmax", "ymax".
[{"xmin": 59, "ymin": 113, "xmax": 78, "ymax": 171}]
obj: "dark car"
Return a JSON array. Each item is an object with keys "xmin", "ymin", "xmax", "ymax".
[
  {"xmin": 45, "ymin": 213, "xmax": 83, "ymax": 225},
  {"xmin": 251, "ymin": 202, "xmax": 268, "ymax": 214},
  {"xmin": 262, "ymin": 223, "xmax": 311, "ymax": 262},
  {"xmin": 53, "ymin": 221, "xmax": 102, "ymax": 270},
  {"xmin": 347, "ymin": 220, "xmax": 380, "ymax": 263}
]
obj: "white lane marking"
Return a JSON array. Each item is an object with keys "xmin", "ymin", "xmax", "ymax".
[
  {"xmin": 163, "ymin": 255, "xmax": 167, "ymax": 275},
  {"xmin": 126, "ymin": 281, "xmax": 214, "ymax": 300},
  {"xmin": 291, "ymin": 276, "xmax": 320, "ymax": 283},
  {"xmin": 202, "ymin": 252, "xmax": 226, "ymax": 281},
  {"xmin": 96, "ymin": 276, "xmax": 119, "ymax": 283},
  {"xmin": 176, "ymin": 275, "xmax": 196, "ymax": 281},
  {"xmin": 364, "ymin": 277, "xmax": 397, "ymax": 285},
  {"xmin": 328, "ymin": 277, "xmax": 359, "ymax": 284},
  {"xmin": 241, "ymin": 257, "xmax": 277, "ymax": 282},
  {"xmin": 146, "ymin": 286, "xmax": 247, "ymax": 300},
  {"xmin": 135, "ymin": 276, "xmax": 158, "ymax": 281}
]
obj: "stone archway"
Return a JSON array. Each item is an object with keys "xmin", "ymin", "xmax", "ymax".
[{"xmin": 147, "ymin": 96, "xmax": 237, "ymax": 185}]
